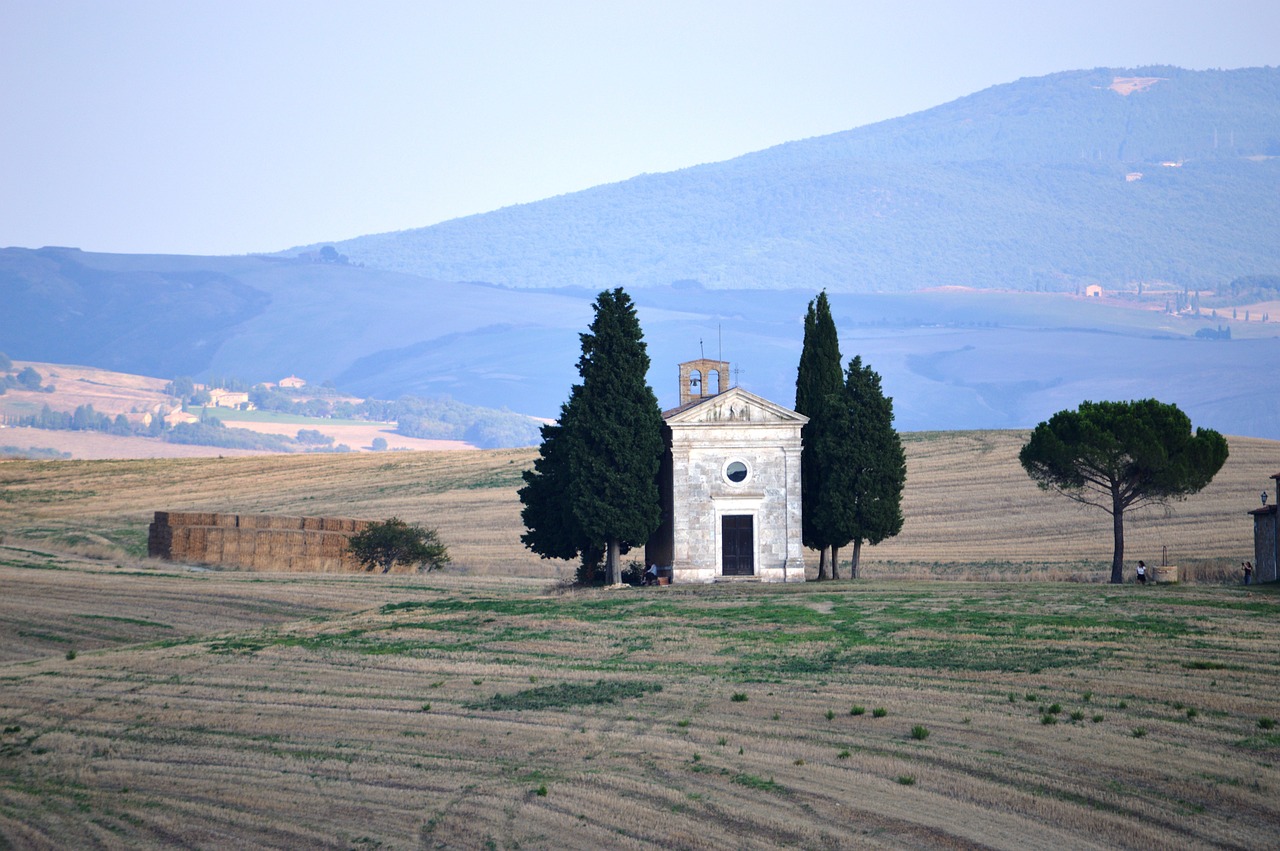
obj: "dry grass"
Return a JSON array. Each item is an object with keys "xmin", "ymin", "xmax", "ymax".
[
  {"xmin": 1, "ymin": 430, "xmax": 1271, "ymax": 581},
  {"xmin": 0, "ymin": 552, "xmax": 1276, "ymax": 848},
  {"xmin": 0, "ymin": 433, "xmax": 1277, "ymax": 845},
  {"xmin": 0, "ymin": 360, "xmax": 173, "ymax": 420}
]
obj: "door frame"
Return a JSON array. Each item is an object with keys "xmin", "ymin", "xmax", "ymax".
[{"xmin": 715, "ymin": 507, "xmax": 759, "ymax": 577}]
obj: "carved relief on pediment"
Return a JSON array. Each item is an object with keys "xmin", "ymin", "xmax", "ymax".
[{"xmin": 667, "ymin": 388, "xmax": 807, "ymax": 426}]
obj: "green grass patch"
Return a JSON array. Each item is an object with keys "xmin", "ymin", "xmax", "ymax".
[
  {"xmin": 732, "ymin": 773, "xmax": 783, "ymax": 793},
  {"xmin": 464, "ymin": 680, "xmax": 662, "ymax": 712}
]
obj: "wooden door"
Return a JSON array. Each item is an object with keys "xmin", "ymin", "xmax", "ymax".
[{"xmin": 721, "ymin": 515, "xmax": 754, "ymax": 576}]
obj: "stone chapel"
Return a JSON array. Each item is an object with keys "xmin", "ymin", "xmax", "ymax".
[{"xmin": 645, "ymin": 359, "xmax": 808, "ymax": 583}]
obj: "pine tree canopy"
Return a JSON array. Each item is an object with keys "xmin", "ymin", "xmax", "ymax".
[{"xmin": 1019, "ymin": 398, "xmax": 1228, "ymax": 584}]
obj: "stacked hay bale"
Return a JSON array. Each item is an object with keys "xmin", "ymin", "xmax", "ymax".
[{"xmin": 148, "ymin": 512, "xmax": 373, "ymax": 572}]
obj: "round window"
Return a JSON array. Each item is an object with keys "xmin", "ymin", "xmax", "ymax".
[{"xmin": 725, "ymin": 460, "xmax": 749, "ymax": 484}]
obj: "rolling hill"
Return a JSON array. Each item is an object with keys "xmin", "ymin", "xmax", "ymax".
[
  {"xmin": 4, "ymin": 67, "xmax": 1280, "ymax": 440},
  {"xmin": 302, "ymin": 66, "xmax": 1280, "ymax": 293},
  {"xmin": 3, "ymin": 246, "xmax": 1279, "ymax": 438}
]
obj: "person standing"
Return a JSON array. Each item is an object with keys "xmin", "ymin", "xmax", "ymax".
[
  {"xmin": 1136, "ymin": 560, "xmax": 1147, "ymax": 584},
  {"xmin": 1244, "ymin": 561, "xmax": 1253, "ymax": 585}
]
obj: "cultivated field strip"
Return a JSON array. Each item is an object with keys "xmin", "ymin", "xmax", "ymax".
[
  {"xmin": 0, "ymin": 432, "xmax": 1273, "ymax": 579},
  {"xmin": 0, "ymin": 563, "xmax": 1276, "ymax": 848}
]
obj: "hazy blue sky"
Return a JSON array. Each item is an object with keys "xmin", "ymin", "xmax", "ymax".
[{"xmin": 2, "ymin": 1, "xmax": 1277, "ymax": 256}]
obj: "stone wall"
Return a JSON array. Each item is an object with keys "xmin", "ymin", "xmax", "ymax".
[{"xmin": 148, "ymin": 511, "xmax": 373, "ymax": 573}]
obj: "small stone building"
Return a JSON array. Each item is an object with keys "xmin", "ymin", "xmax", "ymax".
[
  {"xmin": 646, "ymin": 360, "xmax": 808, "ymax": 583},
  {"xmin": 1248, "ymin": 474, "xmax": 1280, "ymax": 583}
]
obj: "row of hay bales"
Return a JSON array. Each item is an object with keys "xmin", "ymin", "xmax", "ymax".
[{"xmin": 148, "ymin": 511, "xmax": 374, "ymax": 573}]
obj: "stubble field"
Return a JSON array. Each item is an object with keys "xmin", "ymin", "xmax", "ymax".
[{"xmin": 0, "ymin": 431, "xmax": 1277, "ymax": 848}]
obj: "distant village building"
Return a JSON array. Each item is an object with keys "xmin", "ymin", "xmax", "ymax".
[
  {"xmin": 1125, "ymin": 172, "xmax": 1143, "ymax": 182},
  {"xmin": 163, "ymin": 409, "xmax": 200, "ymax": 427},
  {"xmin": 1248, "ymin": 474, "xmax": 1280, "ymax": 584},
  {"xmin": 278, "ymin": 375, "xmax": 307, "ymax": 389},
  {"xmin": 646, "ymin": 359, "xmax": 808, "ymax": 583},
  {"xmin": 1085, "ymin": 284, "xmax": 1103, "ymax": 298},
  {"xmin": 207, "ymin": 389, "xmax": 251, "ymax": 409}
]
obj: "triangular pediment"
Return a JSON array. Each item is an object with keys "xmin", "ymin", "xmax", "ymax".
[{"xmin": 664, "ymin": 387, "xmax": 808, "ymax": 426}]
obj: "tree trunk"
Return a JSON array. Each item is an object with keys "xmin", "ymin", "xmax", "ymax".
[
  {"xmin": 850, "ymin": 539, "xmax": 862, "ymax": 579},
  {"xmin": 817, "ymin": 547, "xmax": 829, "ymax": 580},
  {"xmin": 607, "ymin": 539, "xmax": 622, "ymax": 585},
  {"xmin": 1110, "ymin": 494, "xmax": 1125, "ymax": 584},
  {"xmin": 830, "ymin": 545, "xmax": 841, "ymax": 580}
]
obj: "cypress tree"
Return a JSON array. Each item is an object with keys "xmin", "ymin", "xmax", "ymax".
[
  {"xmin": 518, "ymin": 288, "xmax": 664, "ymax": 585},
  {"xmin": 825, "ymin": 356, "xmax": 906, "ymax": 578},
  {"xmin": 519, "ymin": 415, "xmax": 584, "ymax": 562},
  {"xmin": 794, "ymin": 291, "xmax": 844, "ymax": 579}
]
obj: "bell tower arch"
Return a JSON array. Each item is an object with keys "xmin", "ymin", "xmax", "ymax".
[{"xmin": 678, "ymin": 359, "xmax": 730, "ymax": 407}]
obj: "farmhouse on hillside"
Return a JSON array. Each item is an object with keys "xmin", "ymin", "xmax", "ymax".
[
  {"xmin": 207, "ymin": 388, "xmax": 251, "ymax": 409},
  {"xmin": 645, "ymin": 359, "xmax": 808, "ymax": 583}
]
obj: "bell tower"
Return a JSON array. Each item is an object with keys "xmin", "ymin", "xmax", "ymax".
[{"xmin": 678, "ymin": 359, "xmax": 731, "ymax": 407}]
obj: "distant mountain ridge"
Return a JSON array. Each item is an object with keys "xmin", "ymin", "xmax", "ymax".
[
  {"xmin": 300, "ymin": 66, "xmax": 1280, "ymax": 292},
  {"xmin": 5, "ymin": 67, "xmax": 1280, "ymax": 443}
]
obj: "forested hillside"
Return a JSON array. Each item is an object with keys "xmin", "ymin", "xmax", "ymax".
[{"xmin": 305, "ymin": 66, "xmax": 1280, "ymax": 292}]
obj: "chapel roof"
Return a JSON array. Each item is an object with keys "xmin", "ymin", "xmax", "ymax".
[{"xmin": 662, "ymin": 385, "xmax": 807, "ymax": 425}]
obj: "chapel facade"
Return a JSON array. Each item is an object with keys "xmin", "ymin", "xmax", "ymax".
[{"xmin": 645, "ymin": 359, "xmax": 808, "ymax": 583}]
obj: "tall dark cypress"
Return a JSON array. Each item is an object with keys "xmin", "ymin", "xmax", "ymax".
[
  {"xmin": 568, "ymin": 288, "xmax": 665, "ymax": 584},
  {"xmin": 826, "ymin": 355, "xmax": 906, "ymax": 578},
  {"xmin": 519, "ymin": 287, "xmax": 664, "ymax": 585},
  {"xmin": 794, "ymin": 291, "xmax": 844, "ymax": 578}
]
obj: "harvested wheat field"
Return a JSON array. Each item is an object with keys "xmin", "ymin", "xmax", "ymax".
[
  {"xmin": 0, "ymin": 431, "xmax": 1273, "ymax": 579},
  {"xmin": 0, "ymin": 431, "xmax": 1277, "ymax": 847},
  {"xmin": 0, "ymin": 549, "xmax": 1277, "ymax": 849}
]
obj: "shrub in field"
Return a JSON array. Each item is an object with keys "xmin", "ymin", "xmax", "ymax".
[
  {"xmin": 1259, "ymin": 718, "xmax": 1276, "ymax": 730},
  {"xmin": 897, "ymin": 775, "xmax": 916, "ymax": 786},
  {"xmin": 850, "ymin": 705, "xmax": 866, "ymax": 716},
  {"xmin": 731, "ymin": 692, "xmax": 748, "ymax": 702},
  {"xmin": 911, "ymin": 725, "xmax": 929, "ymax": 740},
  {"xmin": 872, "ymin": 707, "xmax": 888, "ymax": 718},
  {"xmin": 348, "ymin": 517, "xmax": 449, "ymax": 573}
]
